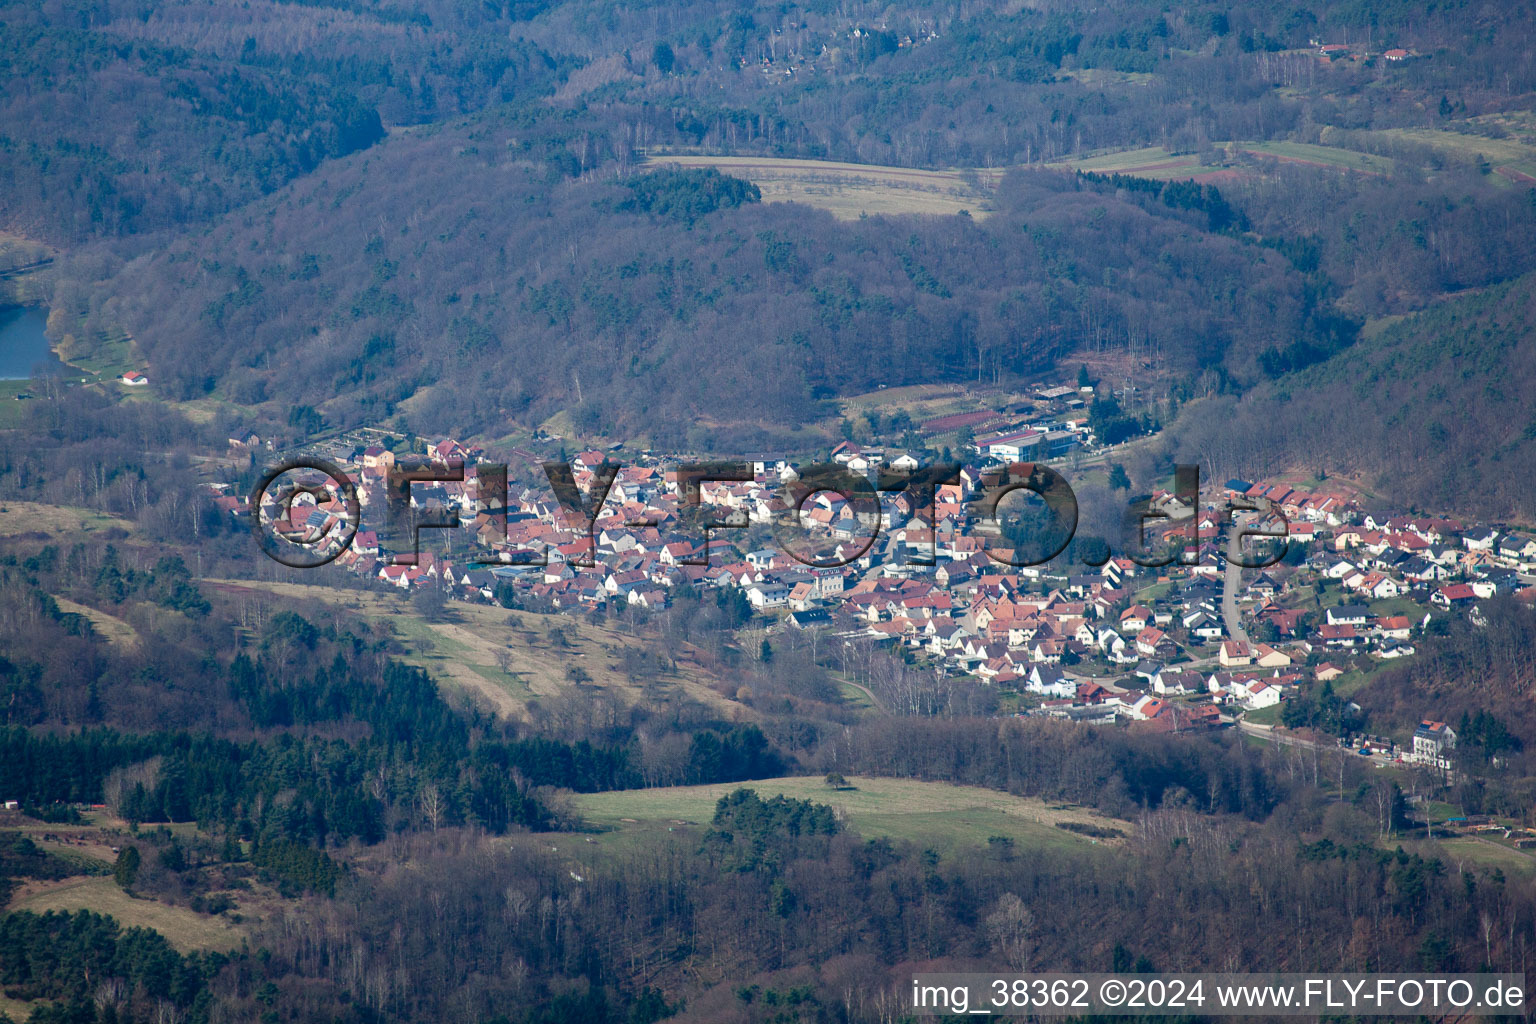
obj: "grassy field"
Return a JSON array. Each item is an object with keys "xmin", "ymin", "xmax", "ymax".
[
  {"xmin": 157, "ymin": 394, "xmax": 247, "ymax": 426},
  {"xmin": 569, "ymin": 775, "xmax": 1129, "ymax": 854},
  {"xmin": 1396, "ymin": 836, "xmax": 1536, "ymax": 877},
  {"xmin": 51, "ymin": 595, "xmax": 142, "ymax": 647},
  {"xmin": 0, "ymin": 499, "xmax": 134, "ymax": 539},
  {"xmin": 0, "ymin": 380, "xmax": 36, "ymax": 427},
  {"xmin": 1132, "ymin": 580, "xmax": 1176, "ymax": 603},
  {"xmin": 1064, "ymin": 146, "xmax": 1185, "ymax": 173},
  {"xmin": 201, "ymin": 578, "xmax": 741, "ymax": 720},
  {"xmin": 1377, "ymin": 126, "xmax": 1536, "ymax": 179},
  {"xmin": 835, "ymin": 381, "xmax": 1042, "ymax": 427},
  {"xmin": 1055, "ymin": 68, "xmax": 1156, "ymax": 88},
  {"xmin": 1060, "ymin": 140, "xmax": 1393, "ymax": 181},
  {"xmin": 1234, "ymin": 140, "xmax": 1393, "ymax": 174},
  {"xmin": 644, "ymin": 154, "xmax": 999, "ymax": 219},
  {"xmin": 48, "ymin": 311, "xmax": 142, "ymax": 381},
  {"xmin": 0, "ymin": 994, "xmax": 47, "ymax": 1021},
  {"xmin": 837, "ymin": 680, "xmax": 876, "ymax": 710},
  {"xmin": 837, "ymin": 382, "xmax": 971, "ymax": 416},
  {"xmin": 8, "ymin": 876, "xmax": 251, "ymax": 952},
  {"xmin": 1059, "ymin": 146, "xmax": 1228, "ymax": 181},
  {"xmin": 1364, "ymin": 596, "xmax": 1429, "ymax": 620},
  {"xmin": 1322, "ymin": 664, "xmax": 1391, "ymax": 700},
  {"xmin": 1243, "ymin": 703, "xmax": 1283, "ymax": 726},
  {"xmin": 27, "ymin": 837, "xmax": 116, "ymax": 875}
]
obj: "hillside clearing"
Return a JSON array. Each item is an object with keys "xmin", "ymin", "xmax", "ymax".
[
  {"xmin": 1062, "ymin": 145, "xmax": 1189, "ymax": 174},
  {"xmin": 570, "ymin": 775, "xmax": 1128, "ymax": 853},
  {"xmin": 1376, "ymin": 126, "xmax": 1536, "ymax": 178},
  {"xmin": 0, "ymin": 381, "xmax": 34, "ymax": 428},
  {"xmin": 837, "ymin": 382, "xmax": 1013, "ymax": 421},
  {"xmin": 1059, "ymin": 140, "xmax": 1393, "ymax": 181},
  {"xmin": 8, "ymin": 876, "xmax": 251, "ymax": 952},
  {"xmin": 51, "ymin": 596, "xmax": 141, "ymax": 648},
  {"xmin": 1056, "ymin": 145, "xmax": 1227, "ymax": 180},
  {"xmin": 1397, "ymin": 836, "xmax": 1536, "ymax": 877},
  {"xmin": 201, "ymin": 578, "xmax": 744, "ymax": 720},
  {"xmin": 1234, "ymin": 140, "xmax": 1392, "ymax": 174},
  {"xmin": 644, "ymin": 154, "xmax": 998, "ymax": 219},
  {"xmin": 0, "ymin": 501, "xmax": 133, "ymax": 539},
  {"xmin": 0, "ymin": 995, "xmax": 45, "ymax": 1021}
]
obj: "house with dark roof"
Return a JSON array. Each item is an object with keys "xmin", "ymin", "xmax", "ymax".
[
  {"xmin": 1412, "ymin": 720, "xmax": 1455, "ymax": 767},
  {"xmin": 1326, "ymin": 605, "xmax": 1372, "ymax": 626}
]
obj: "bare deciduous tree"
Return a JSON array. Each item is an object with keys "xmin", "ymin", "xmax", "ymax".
[
  {"xmin": 419, "ymin": 783, "xmax": 444, "ymax": 833},
  {"xmin": 985, "ymin": 893, "xmax": 1037, "ymax": 973}
]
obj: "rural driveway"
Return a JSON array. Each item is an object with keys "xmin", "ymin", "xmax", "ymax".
[{"xmin": 1222, "ymin": 511, "xmax": 1256, "ymax": 647}]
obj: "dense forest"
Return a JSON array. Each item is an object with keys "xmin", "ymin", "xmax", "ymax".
[
  {"xmin": 89, "ymin": 159, "xmax": 1325, "ymax": 444},
  {"xmin": 0, "ymin": 3, "xmax": 387, "ymax": 241},
  {"xmin": 9, "ymin": 0, "xmax": 1536, "ymax": 246},
  {"xmin": 0, "ymin": 547, "xmax": 794, "ymax": 841}
]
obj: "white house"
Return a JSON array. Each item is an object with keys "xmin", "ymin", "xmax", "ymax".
[
  {"xmin": 1463, "ymin": 528, "xmax": 1499, "ymax": 551},
  {"xmin": 1326, "ymin": 606, "xmax": 1371, "ymax": 626},
  {"xmin": 1245, "ymin": 681, "xmax": 1282, "ymax": 710},
  {"xmin": 747, "ymin": 580, "xmax": 789, "ymax": 608},
  {"xmin": 1026, "ymin": 665, "xmax": 1075, "ymax": 698},
  {"xmin": 1119, "ymin": 604, "xmax": 1152, "ymax": 633}
]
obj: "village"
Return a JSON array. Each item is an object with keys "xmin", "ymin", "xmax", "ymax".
[{"xmin": 217, "ymin": 379, "xmax": 1536, "ymax": 765}]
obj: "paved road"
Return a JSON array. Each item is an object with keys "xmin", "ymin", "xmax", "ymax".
[
  {"xmin": 1238, "ymin": 719, "xmax": 1331, "ymax": 751},
  {"xmin": 1044, "ymin": 435, "xmax": 1156, "ymax": 472},
  {"xmin": 1222, "ymin": 511, "xmax": 1256, "ymax": 647},
  {"xmin": 0, "ymin": 258, "xmax": 54, "ymax": 279},
  {"xmin": 838, "ymin": 675, "xmax": 888, "ymax": 714}
]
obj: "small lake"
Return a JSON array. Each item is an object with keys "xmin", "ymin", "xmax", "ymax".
[{"xmin": 0, "ymin": 306, "xmax": 63, "ymax": 380}]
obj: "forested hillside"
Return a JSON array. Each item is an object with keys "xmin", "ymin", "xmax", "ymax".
[
  {"xmin": 11, "ymin": 0, "xmax": 1536, "ymax": 441},
  {"xmin": 0, "ymin": 3, "xmax": 387, "ymax": 242},
  {"xmin": 1169, "ymin": 270, "xmax": 1536, "ymax": 517},
  {"xmin": 0, "ymin": 543, "xmax": 800, "ymax": 825},
  {"xmin": 1356, "ymin": 598, "xmax": 1536, "ymax": 761},
  {"xmin": 86, "ymin": 156, "xmax": 1319, "ymax": 443}
]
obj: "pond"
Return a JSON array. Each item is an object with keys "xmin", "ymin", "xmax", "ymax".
[{"xmin": 0, "ymin": 306, "xmax": 63, "ymax": 380}]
